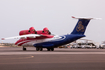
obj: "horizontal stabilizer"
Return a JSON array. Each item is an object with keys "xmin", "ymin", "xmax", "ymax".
[{"xmin": 72, "ymin": 16, "xmax": 101, "ymax": 20}]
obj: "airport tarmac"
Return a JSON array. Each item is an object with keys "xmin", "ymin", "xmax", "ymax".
[{"xmin": 0, "ymin": 47, "xmax": 105, "ymax": 70}]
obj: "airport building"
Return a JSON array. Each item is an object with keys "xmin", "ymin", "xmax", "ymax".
[{"xmin": 60, "ymin": 39, "xmax": 99, "ymax": 49}]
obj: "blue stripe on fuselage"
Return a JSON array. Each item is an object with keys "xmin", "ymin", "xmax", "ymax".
[{"xmin": 33, "ymin": 34, "xmax": 85, "ymax": 48}]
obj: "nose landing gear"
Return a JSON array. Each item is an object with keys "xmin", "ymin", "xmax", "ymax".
[{"xmin": 23, "ymin": 46, "xmax": 26, "ymax": 51}]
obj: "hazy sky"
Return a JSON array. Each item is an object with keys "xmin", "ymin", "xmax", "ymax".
[{"xmin": 0, "ymin": 0, "xmax": 105, "ymax": 43}]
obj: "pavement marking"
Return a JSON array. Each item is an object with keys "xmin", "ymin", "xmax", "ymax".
[
  {"xmin": 0, "ymin": 52, "xmax": 105, "ymax": 55},
  {"xmin": 31, "ymin": 56, "xmax": 34, "ymax": 57}
]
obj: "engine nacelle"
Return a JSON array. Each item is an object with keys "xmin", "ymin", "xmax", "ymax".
[
  {"xmin": 36, "ymin": 27, "xmax": 51, "ymax": 35},
  {"xmin": 19, "ymin": 30, "xmax": 30, "ymax": 35},
  {"xmin": 19, "ymin": 27, "xmax": 36, "ymax": 35},
  {"xmin": 19, "ymin": 27, "xmax": 51, "ymax": 36},
  {"xmin": 43, "ymin": 27, "xmax": 51, "ymax": 34}
]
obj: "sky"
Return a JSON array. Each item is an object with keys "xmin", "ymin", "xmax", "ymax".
[{"xmin": 0, "ymin": 0, "xmax": 105, "ymax": 44}]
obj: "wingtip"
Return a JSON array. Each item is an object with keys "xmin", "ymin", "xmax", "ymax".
[
  {"xmin": 1, "ymin": 38, "xmax": 5, "ymax": 40},
  {"xmin": 72, "ymin": 16, "xmax": 75, "ymax": 18},
  {"xmin": 72, "ymin": 16, "xmax": 102, "ymax": 20}
]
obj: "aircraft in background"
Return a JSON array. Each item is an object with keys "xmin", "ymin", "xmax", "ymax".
[{"xmin": 1, "ymin": 16, "xmax": 100, "ymax": 51}]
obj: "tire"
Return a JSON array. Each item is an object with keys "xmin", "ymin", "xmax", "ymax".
[
  {"xmin": 47, "ymin": 48, "xmax": 50, "ymax": 51},
  {"xmin": 23, "ymin": 47, "xmax": 26, "ymax": 51},
  {"xmin": 40, "ymin": 47, "xmax": 43, "ymax": 51},
  {"xmin": 51, "ymin": 48, "xmax": 54, "ymax": 51},
  {"xmin": 36, "ymin": 47, "xmax": 39, "ymax": 51}
]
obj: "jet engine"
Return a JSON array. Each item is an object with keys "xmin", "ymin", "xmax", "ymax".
[
  {"xmin": 43, "ymin": 27, "xmax": 51, "ymax": 34},
  {"xmin": 19, "ymin": 27, "xmax": 37, "ymax": 35}
]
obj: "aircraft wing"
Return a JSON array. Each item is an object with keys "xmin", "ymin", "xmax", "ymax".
[{"xmin": 1, "ymin": 34, "xmax": 41, "ymax": 40}]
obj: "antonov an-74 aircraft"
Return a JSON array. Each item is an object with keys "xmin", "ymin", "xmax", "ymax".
[{"xmin": 2, "ymin": 16, "xmax": 100, "ymax": 51}]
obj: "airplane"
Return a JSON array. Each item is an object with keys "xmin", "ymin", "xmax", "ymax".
[{"xmin": 1, "ymin": 16, "xmax": 100, "ymax": 51}]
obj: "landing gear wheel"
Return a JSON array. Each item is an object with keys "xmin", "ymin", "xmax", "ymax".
[
  {"xmin": 47, "ymin": 48, "xmax": 50, "ymax": 51},
  {"xmin": 51, "ymin": 48, "xmax": 54, "ymax": 51},
  {"xmin": 47, "ymin": 48, "xmax": 54, "ymax": 51},
  {"xmin": 36, "ymin": 47, "xmax": 39, "ymax": 51},
  {"xmin": 23, "ymin": 47, "xmax": 26, "ymax": 51},
  {"xmin": 36, "ymin": 47, "xmax": 43, "ymax": 51},
  {"xmin": 40, "ymin": 47, "xmax": 43, "ymax": 51}
]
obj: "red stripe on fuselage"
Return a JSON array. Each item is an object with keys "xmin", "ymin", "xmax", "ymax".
[{"xmin": 15, "ymin": 35, "xmax": 54, "ymax": 46}]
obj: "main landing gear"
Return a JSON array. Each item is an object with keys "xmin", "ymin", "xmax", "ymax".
[
  {"xmin": 22, "ymin": 46, "xmax": 54, "ymax": 51},
  {"xmin": 36, "ymin": 47, "xmax": 54, "ymax": 51},
  {"xmin": 47, "ymin": 48, "xmax": 54, "ymax": 51},
  {"xmin": 36, "ymin": 47, "xmax": 43, "ymax": 51}
]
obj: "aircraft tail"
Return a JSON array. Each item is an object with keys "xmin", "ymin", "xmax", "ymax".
[{"xmin": 71, "ymin": 16, "xmax": 99, "ymax": 35}]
